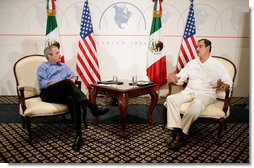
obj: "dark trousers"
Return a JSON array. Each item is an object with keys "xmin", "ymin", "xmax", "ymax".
[{"xmin": 40, "ymin": 79, "xmax": 95, "ymax": 137}]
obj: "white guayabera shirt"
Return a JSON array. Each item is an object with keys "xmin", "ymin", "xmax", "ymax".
[{"xmin": 176, "ymin": 57, "xmax": 233, "ymax": 98}]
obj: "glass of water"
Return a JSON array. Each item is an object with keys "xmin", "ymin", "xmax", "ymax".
[
  {"xmin": 113, "ymin": 75, "xmax": 118, "ymax": 83},
  {"xmin": 132, "ymin": 75, "xmax": 137, "ymax": 85}
]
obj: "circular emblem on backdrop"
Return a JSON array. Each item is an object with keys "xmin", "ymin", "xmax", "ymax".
[
  {"xmin": 99, "ymin": 2, "xmax": 147, "ymax": 30},
  {"xmin": 149, "ymin": 39, "xmax": 164, "ymax": 54}
]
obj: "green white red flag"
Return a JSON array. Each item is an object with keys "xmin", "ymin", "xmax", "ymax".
[
  {"xmin": 45, "ymin": 0, "xmax": 64, "ymax": 62},
  {"xmin": 146, "ymin": 0, "xmax": 167, "ymax": 91}
]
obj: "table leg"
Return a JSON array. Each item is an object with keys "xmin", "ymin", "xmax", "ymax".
[
  {"xmin": 89, "ymin": 87, "xmax": 97, "ymax": 104},
  {"xmin": 118, "ymin": 93, "xmax": 129, "ymax": 137},
  {"xmin": 147, "ymin": 88, "xmax": 158, "ymax": 124}
]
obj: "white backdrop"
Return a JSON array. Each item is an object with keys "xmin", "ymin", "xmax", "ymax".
[{"xmin": 0, "ymin": 0, "xmax": 249, "ymax": 97}]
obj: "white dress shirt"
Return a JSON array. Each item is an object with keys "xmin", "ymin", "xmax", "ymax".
[{"xmin": 176, "ymin": 57, "xmax": 233, "ymax": 98}]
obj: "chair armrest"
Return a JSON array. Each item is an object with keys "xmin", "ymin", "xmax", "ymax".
[
  {"xmin": 18, "ymin": 86, "xmax": 27, "ymax": 113},
  {"xmin": 17, "ymin": 86, "xmax": 40, "ymax": 113},
  {"xmin": 167, "ymin": 82, "xmax": 176, "ymax": 96},
  {"xmin": 17, "ymin": 86, "xmax": 39, "ymax": 99},
  {"xmin": 222, "ymin": 88, "xmax": 231, "ymax": 114},
  {"xmin": 167, "ymin": 82, "xmax": 186, "ymax": 97}
]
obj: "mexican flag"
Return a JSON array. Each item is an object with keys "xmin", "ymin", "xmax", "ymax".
[
  {"xmin": 45, "ymin": 0, "xmax": 64, "ymax": 62},
  {"xmin": 146, "ymin": 0, "xmax": 167, "ymax": 91}
]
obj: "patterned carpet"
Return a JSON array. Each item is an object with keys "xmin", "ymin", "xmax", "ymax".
[
  {"xmin": 0, "ymin": 95, "xmax": 249, "ymax": 105},
  {"xmin": 0, "ymin": 123, "xmax": 249, "ymax": 163},
  {"xmin": 0, "ymin": 96, "xmax": 249, "ymax": 163}
]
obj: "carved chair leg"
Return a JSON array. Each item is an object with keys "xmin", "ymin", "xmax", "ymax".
[
  {"xmin": 224, "ymin": 119, "xmax": 227, "ymax": 131},
  {"xmin": 217, "ymin": 118, "xmax": 225, "ymax": 145},
  {"xmin": 163, "ymin": 106, "xmax": 167, "ymax": 129},
  {"xmin": 25, "ymin": 117, "xmax": 32, "ymax": 145},
  {"xmin": 21, "ymin": 116, "xmax": 26, "ymax": 129}
]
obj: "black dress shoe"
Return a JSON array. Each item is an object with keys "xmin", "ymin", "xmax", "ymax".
[
  {"xmin": 72, "ymin": 136, "xmax": 83, "ymax": 151},
  {"xmin": 110, "ymin": 97, "xmax": 118, "ymax": 106},
  {"xmin": 95, "ymin": 106, "xmax": 110, "ymax": 116}
]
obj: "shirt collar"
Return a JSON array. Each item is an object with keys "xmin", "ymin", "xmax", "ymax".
[
  {"xmin": 47, "ymin": 61, "xmax": 62, "ymax": 66},
  {"xmin": 198, "ymin": 56, "xmax": 212, "ymax": 65}
]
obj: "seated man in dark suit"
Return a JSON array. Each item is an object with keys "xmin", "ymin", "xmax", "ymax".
[{"xmin": 37, "ymin": 44, "xmax": 109, "ymax": 150}]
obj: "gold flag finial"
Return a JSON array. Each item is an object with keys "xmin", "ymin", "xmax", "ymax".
[
  {"xmin": 153, "ymin": 11, "xmax": 162, "ymax": 18},
  {"xmin": 47, "ymin": 9, "xmax": 56, "ymax": 16}
]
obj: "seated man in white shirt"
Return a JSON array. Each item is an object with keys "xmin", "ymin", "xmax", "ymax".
[{"xmin": 166, "ymin": 39, "xmax": 232, "ymax": 150}]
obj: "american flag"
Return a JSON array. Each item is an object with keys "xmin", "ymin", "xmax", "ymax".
[
  {"xmin": 176, "ymin": 0, "xmax": 197, "ymax": 72},
  {"xmin": 76, "ymin": 0, "xmax": 101, "ymax": 90}
]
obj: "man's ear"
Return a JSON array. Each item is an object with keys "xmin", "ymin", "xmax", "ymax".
[{"xmin": 208, "ymin": 45, "xmax": 211, "ymax": 52}]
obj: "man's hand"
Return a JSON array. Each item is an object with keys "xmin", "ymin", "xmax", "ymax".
[
  {"xmin": 168, "ymin": 73, "xmax": 179, "ymax": 83},
  {"xmin": 216, "ymin": 80, "xmax": 230, "ymax": 91},
  {"xmin": 48, "ymin": 81, "xmax": 59, "ymax": 86},
  {"xmin": 68, "ymin": 77, "xmax": 77, "ymax": 83}
]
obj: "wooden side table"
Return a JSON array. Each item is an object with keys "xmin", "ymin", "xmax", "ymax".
[{"xmin": 90, "ymin": 81, "xmax": 158, "ymax": 137}]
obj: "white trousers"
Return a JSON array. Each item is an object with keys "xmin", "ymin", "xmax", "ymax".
[{"xmin": 166, "ymin": 92, "xmax": 216, "ymax": 135}]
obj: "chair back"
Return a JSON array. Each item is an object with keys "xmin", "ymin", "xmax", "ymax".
[
  {"xmin": 212, "ymin": 56, "xmax": 237, "ymax": 98},
  {"xmin": 13, "ymin": 55, "xmax": 46, "ymax": 97},
  {"xmin": 212, "ymin": 56, "xmax": 237, "ymax": 83}
]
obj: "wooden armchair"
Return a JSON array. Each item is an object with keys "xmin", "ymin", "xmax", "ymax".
[
  {"xmin": 13, "ymin": 55, "xmax": 83, "ymax": 145},
  {"xmin": 163, "ymin": 56, "xmax": 237, "ymax": 144}
]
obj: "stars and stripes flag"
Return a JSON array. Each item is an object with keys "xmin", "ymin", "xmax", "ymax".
[
  {"xmin": 176, "ymin": 0, "xmax": 197, "ymax": 72},
  {"xmin": 146, "ymin": 0, "xmax": 167, "ymax": 91},
  {"xmin": 76, "ymin": 0, "xmax": 101, "ymax": 90},
  {"xmin": 45, "ymin": 0, "xmax": 64, "ymax": 62}
]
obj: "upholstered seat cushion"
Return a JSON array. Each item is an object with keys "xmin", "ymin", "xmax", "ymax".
[
  {"xmin": 164, "ymin": 100, "xmax": 230, "ymax": 119},
  {"xmin": 20, "ymin": 97, "xmax": 68, "ymax": 117}
]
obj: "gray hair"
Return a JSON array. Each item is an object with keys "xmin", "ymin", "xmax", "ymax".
[
  {"xmin": 44, "ymin": 46, "xmax": 52, "ymax": 60},
  {"xmin": 44, "ymin": 45, "xmax": 58, "ymax": 60}
]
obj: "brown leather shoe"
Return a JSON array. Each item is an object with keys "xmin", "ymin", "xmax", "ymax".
[
  {"xmin": 165, "ymin": 129, "xmax": 177, "ymax": 145},
  {"xmin": 168, "ymin": 136, "xmax": 185, "ymax": 150},
  {"xmin": 165, "ymin": 138, "xmax": 175, "ymax": 145}
]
